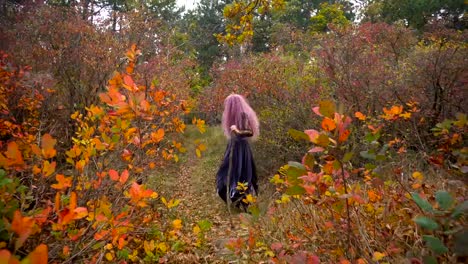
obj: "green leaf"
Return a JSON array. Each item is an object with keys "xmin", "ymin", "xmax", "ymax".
[
  {"xmin": 197, "ymin": 220, "xmax": 212, "ymax": 232},
  {"xmin": 319, "ymin": 100, "xmax": 336, "ymax": 118},
  {"xmin": 435, "ymin": 191, "xmax": 454, "ymax": 210},
  {"xmin": 288, "ymin": 129, "xmax": 310, "ymax": 141},
  {"xmin": 422, "ymin": 255, "xmax": 438, "ymax": 264},
  {"xmin": 117, "ymin": 249, "xmax": 129, "ymax": 260},
  {"xmin": 451, "ymin": 200, "xmax": 468, "ymax": 219},
  {"xmin": 365, "ymin": 132, "xmax": 380, "ymax": 143},
  {"xmin": 376, "ymin": 154, "xmax": 386, "ymax": 161},
  {"xmin": 360, "ymin": 150, "xmax": 376, "ymax": 160},
  {"xmin": 286, "ymin": 185, "xmax": 306, "ymax": 196},
  {"xmin": 411, "ymin": 192, "xmax": 434, "ymax": 212},
  {"xmin": 316, "ymin": 134, "xmax": 329, "ymax": 147},
  {"xmin": 414, "ymin": 216, "xmax": 439, "ymax": 231},
  {"xmin": 286, "ymin": 162, "xmax": 307, "ymax": 185},
  {"xmin": 303, "ymin": 153, "xmax": 315, "ymax": 169},
  {"xmin": 342, "ymin": 152, "xmax": 353, "ymax": 162},
  {"xmin": 423, "ymin": 235, "xmax": 448, "ymax": 255},
  {"xmin": 248, "ymin": 205, "xmax": 260, "ymax": 218}
]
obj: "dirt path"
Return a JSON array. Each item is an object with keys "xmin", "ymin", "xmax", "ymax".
[{"xmin": 151, "ymin": 127, "xmax": 248, "ymax": 263}]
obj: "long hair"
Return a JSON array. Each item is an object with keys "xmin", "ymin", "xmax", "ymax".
[{"xmin": 222, "ymin": 94, "xmax": 259, "ymax": 140}]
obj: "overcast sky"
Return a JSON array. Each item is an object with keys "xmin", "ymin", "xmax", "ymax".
[{"xmin": 176, "ymin": 0, "xmax": 198, "ymax": 10}]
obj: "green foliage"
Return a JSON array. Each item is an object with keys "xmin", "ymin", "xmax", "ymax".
[
  {"xmin": 309, "ymin": 3, "xmax": 350, "ymax": 32},
  {"xmin": 374, "ymin": 0, "xmax": 467, "ymax": 29}
]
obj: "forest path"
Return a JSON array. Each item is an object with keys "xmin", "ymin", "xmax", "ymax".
[{"xmin": 150, "ymin": 126, "xmax": 249, "ymax": 263}]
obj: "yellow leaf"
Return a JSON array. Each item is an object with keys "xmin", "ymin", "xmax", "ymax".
[
  {"xmin": 158, "ymin": 242, "xmax": 167, "ymax": 253},
  {"xmin": 318, "ymin": 100, "xmax": 336, "ymax": 118},
  {"xmin": 193, "ymin": 225, "xmax": 201, "ymax": 235},
  {"xmin": 372, "ymin": 251, "xmax": 386, "ymax": 261},
  {"xmin": 105, "ymin": 252, "xmax": 113, "ymax": 261},
  {"xmin": 412, "ymin": 171, "xmax": 424, "ymax": 181},
  {"xmin": 198, "ymin": 143, "xmax": 207, "ymax": 151},
  {"xmin": 172, "ymin": 219, "xmax": 182, "ymax": 230}
]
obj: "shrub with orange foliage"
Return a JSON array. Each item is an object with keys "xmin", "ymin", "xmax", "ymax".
[
  {"xmin": 0, "ymin": 47, "xmax": 206, "ymax": 263},
  {"xmin": 224, "ymin": 101, "xmax": 467, "ymax": 263}
]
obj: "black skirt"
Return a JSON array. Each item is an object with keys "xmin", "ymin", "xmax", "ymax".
[{"xmin": 216, "ymin": 136, "xmax": 258, "ymax": 206}]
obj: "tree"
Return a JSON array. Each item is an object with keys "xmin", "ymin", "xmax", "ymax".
[
  {"xmin": 180, "ymin": 0, "xmax": 230, "ymax": 73},
  {"xmin": 363, "ymin": 0, "xmax": 467, "ymax": 29},
  {"xmin": 309, "ymin": 2, "xmax": 350, "ymax": 33}
]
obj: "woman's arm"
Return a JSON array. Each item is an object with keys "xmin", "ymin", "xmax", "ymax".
[{"xmin": 230, "ymin": 125, "xmax": 253, "ymax": 137}]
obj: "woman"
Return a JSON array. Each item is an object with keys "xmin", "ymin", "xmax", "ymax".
[{"xmin": 216, "ymin": 94, "xmax": 259, "ymax": 210}]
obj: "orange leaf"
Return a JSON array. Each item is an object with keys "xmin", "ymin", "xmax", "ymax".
[
  {"xmin": 118, "ymin": 237, "xmax": 126, "ymax": 250},
  {"xmin": 123, "ymin": 74, "xmax": 136, "ymax": 91},
  {"xmin": 2, "ymin": 141, "xmax": 24, "ymax": 168},
  {"xmin": 0, "ymin": 249, "xmax": 20, "ymax": 264},
  {"xmin": 129, "ymin": 182, "xmax": 155, "ymax": 207},
  {"xmin": 51, "ymin": 174, "xmax": 72, "ymax": 191},
  {"xmin": 119, "ymin": 170, "xmax": 129, "ymax": 184},
  {"xmin": 59, "ymin": 208, "xmax": 74, "ymax": 226},
  {"xmin": 41, "ymin": 134, "xmax": 57, "ymax": 159},
  {"xmin": 94, "ymin": 230, "xmax": 109, "ymax": 240},
  {"xmin": 151, "ymin": 129, "xmax": 165, "ymax": 143},
  {"xmin": 69, "ymin": 192, "xmax": 77, "ymax": 211},
  {"xmin": 27, "ymin": 244, "xmax": 48, "ymax": 264},
  {"xmin": 54, "ymin": 193, "xmax": 61, "ymax": 213},
  {"xmin": 108, "ymin": 72, "xmax": 123, "ymax": 90},
  {"xmin": 63, "ymin": 246, "xmax": 70, "ymax": 257},
  {"xmin": 355, "ymin": 111, "xmax": 366, "ymax": 121},
  {"xmin": 11, "ymin": 210, "xmax": 34, "ymax": 250},
  {"xmin": 42, "ymin": 160, "xmax": 56, "ymax": 178},
  {"xmin": 109, "ymin": 169, "xmax": 119, "ymax": 181},
  {"xmin": 33, "ymin": 207, "xmax": 50, "ymax": 226},
  {"xmin": 126, "ymin": 62, "xmax": 135, "ymax": 74},
  {"xmin": 321, "ymin": 117, "xmax": 336, "ymax": 132},
  {"xmin": 32, "ymin": 165, "xmax": 41, "ymax": 175},
  {"xmin": 73, "ymin": 207, "xmax": 88, "ymax": 220},
  {"xmin": 31, "ymin": 144, "xmax": 41, "ymax": 156}
]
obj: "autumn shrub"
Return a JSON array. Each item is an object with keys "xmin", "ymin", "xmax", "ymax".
[
  {"xmin": 315, "ymin": 22, "xmax": 416, "ymax": 114},
  {"xmin": 315, "ymin": 22, "xmax": 467, "ymax": 153},
  {"xmin": 224, "ymin": 101, "xmax": 467, "ymax": 263},
  {"xmin": 405, "ymin": 24, "xmax": 468, "ymax": 127},
  {"xmin": 0, "ymin": 47, "xmax": 208, "ymax": 263},
  {"xmin": 3, "ymin": 5, "xmax": 199, "ymax": 156}
]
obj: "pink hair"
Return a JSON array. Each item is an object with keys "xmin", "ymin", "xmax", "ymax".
[{"xmin": 222, "ymin": 94, "xmax": 259, "ymax": 140}]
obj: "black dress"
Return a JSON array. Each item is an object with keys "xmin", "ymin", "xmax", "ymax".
[{"xmin": 216, "ymin": 133, "xmax": 258, "ymax": 208}]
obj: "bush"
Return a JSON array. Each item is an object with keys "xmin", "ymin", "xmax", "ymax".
[
  {"xmin": 0, "ymin": 47, "xmax": 207, "ymax": 263},
  {"xmin": 224, "ymin": 101, "xmax": 467, "ymax": 263}
]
